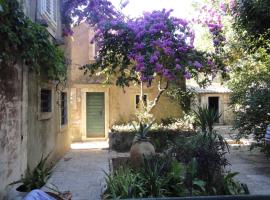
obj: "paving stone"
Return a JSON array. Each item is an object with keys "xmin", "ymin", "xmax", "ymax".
[{"xmin": 43, "ymin": 149, "xmax": 109, "ymax": 200}]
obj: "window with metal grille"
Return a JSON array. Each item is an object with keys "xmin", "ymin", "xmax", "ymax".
[
  {"xmin": 135, "ymin": 94, "xmax": 147, "ymax": 109},
  {"xmin": 41, "ymin": 89, "xmax": 52, "ymax": 112},
  {"xmin": 61, "ymin": 92, "xmax": 67, "ymax": 125}
]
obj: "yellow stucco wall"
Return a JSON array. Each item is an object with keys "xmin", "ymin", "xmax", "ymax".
[{"xmin": 69, "ymin": 23, "xmax": 182, "ymax": 141}]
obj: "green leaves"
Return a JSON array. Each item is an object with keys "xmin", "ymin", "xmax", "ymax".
[
  {"xmin": 9, "ymin": 154, "xmax": 52, "ymax": 192},
  {"xmin": 193, "ymin": 106, "xmax": 221, "ymax": 133},
  {"xmin": 0, "ymin": 0, "xmax": 66, "ymax": 82}
]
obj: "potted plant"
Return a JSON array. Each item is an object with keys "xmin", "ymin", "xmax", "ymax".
[
  {"xmin": 8, "ymin": 154, "xmax": 52, "ymax": 199},
  {"xmin": 130, "ymin": 122, "xmax": 155, "ymax": 169}
]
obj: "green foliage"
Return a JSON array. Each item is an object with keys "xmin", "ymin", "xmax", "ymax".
[
  {"xmin": 104, "ymin": 152, "xmax": 247, "ymax": 198},
  {"xmin": 233, "ymin": 0, "xmax": 270, "ymax": 39},
  {"xmin": 103, "ymin": 167, "xmax": 144, "ymax": 199},
  {"xmin": 194, "ymin": 106, "xmax": 221, "ymax": 133},
  {"xmin": 216, "ymin": 171, "xmax": 249, "ymax": 195},
  {"xmin": 232, "ymin": 83, "xmax": 270, "ymax": 146},
  {"xmin": 0, "ymin": 0, "xmax": 66, "ymax": 81},
  {"xmin": 10, "ymin": 154, "xmax": 52, "ymax": 192},
  {"xmin": 169, "ymin": 131, "xmax": 231, "ymax": 194},
  {"xmin": 166, "ymin": 87, "xmax": 195, "ymax": 113}
]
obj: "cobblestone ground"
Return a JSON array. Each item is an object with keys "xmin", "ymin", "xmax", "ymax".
[{"xmin": 44, "ymin": 149, "xmax": 109, "ymax": 200}]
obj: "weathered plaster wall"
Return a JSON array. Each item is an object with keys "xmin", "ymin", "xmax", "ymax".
[
  {"xmin": 27, "ymin": 73, "xmax": 70, "ymax": 169},
  {"xmin": 0, "ymin": 65, "xmax": 28, "ymax": 199}
]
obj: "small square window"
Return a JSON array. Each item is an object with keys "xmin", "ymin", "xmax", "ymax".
[
  {"xmin": 41, "ymin": 89, "xmax": 52, "ymax": 112},
  {"xmin": 135, "ymin": 94, "xmax": 147, "ymax": 109},
  {"xmin": 61, "ymin": 92, "xmax": 68, "ymax": 125}
]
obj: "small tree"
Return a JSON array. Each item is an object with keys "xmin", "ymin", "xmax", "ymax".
[{"xmin": 63, "ymin": 0, "xmax": 225, "ymax": 122}]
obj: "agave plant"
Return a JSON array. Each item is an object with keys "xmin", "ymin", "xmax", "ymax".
[
  {"xmin": 10, "ymin": 154, "xmax": 52, "ymax": 192},
  {"xmin": 132, "ymin": 121, "xmax": 154, "ymax": 142},
  {"xmin": 194, "ymin": 106, "xmax": 221, "ymax": 133}
]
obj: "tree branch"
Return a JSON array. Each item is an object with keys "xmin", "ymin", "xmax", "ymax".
[{"xmin": 149, "ymin": 79, "xmax": 169, "ymax": 112}]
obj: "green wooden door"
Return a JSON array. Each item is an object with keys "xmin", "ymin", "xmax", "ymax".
[{"xmin": 86, "ymin": 92, "xmax": 105, "ymax": 137}]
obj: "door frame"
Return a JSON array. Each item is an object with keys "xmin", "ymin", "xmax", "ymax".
[
  {"xmin": 81, "ymin": 86, "xmax": 109, "ymax": 140},
  {"xmin": 208, "ymin": 96, "xmax": 220, "ymax": 123},
  {"xmin": 200, "ymin": 94, "xmax": 224, "ymax": 124}
]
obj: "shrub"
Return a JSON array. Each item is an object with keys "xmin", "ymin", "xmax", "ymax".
[
  {"xmin": 103, "ymin": 167, "xmax": 144, "ymax": 199},
  {"xmin": 104, "ymin": 153, "xmax": 248, "ymax": 198},
  {"xmin": 169, "ymin": 131, "xmax": 230, "ymax": 194},
  {"xmin": 233, "ymin": 83, "xmax": 270, "ymax": 153}
]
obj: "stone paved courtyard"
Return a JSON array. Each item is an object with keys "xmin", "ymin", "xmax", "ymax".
[
  {"xmin": 41, "ymin": 134, "xmax": 270, "ymax": 200},
  {"xmin": 227, "ymin": 147, "xmax": 270, "ymax": 195},
  {"xmin": 44, "ymin": 148, "xmax": 109, "ymax": 200}
]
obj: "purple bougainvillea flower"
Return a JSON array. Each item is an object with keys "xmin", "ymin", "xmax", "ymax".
[{"xmin": 194, "ymin": 61, "xmax": 203, "ymax": 69}]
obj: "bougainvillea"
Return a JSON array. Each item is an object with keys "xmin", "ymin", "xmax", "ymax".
[
  {"xmin": 63, "ymin": 0, "xmax": 224, "ymax": 87},
  {"xmin": 62, "ymin": 0, "xmax": 228, "ymax": 120}
]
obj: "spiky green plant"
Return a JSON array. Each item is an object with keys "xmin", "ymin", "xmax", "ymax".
[
  {"xmin": 10, "ymin": 154, "xmax": 52, "ymax": 192},
  {"xmin": 194, "ymin": 106, "xmax": 221, "ymax": 133},
  {"xmin": 132, "ymin": 121, "xmax": 155, "ymax": 142}
]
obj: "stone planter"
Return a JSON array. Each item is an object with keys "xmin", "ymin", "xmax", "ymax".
[{"xmin": 130, "ymin": 141, "xmax": 155, "ymax": 169}]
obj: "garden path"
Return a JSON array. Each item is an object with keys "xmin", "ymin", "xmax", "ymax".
[
  {"xmin": 227, "ymin": 147, "xmax": 270, "ymax": 195},
  {"xmin": 44, "ymin": 148, "xmax": 109, "ymax": 200},
  {"xmin": 217, "ymin": 125, "xmax": 270, "ymax": 194}
]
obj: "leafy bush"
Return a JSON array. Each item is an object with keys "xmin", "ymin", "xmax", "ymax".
[
  {"xmin": 232, "ymin": 82, "xmax": 270, "ymax": 153},
  {"xmin": 103, "ymin": 167, "xmax": 144, "ymax": 199},
  {"xmin": 233, "ymin": 0, "xmax": 270, "ymax": 39},
  {"xmin": 169, "ymin": 131, "xmax": 231, "ymax": 194},
  {"xmin": 104, "ymin": 153, "xmax": 248, "ymax": 198},
  {"xmin": 10, "ymin": 154, "xmax": 52, "ymax": 192},
  {"xmin": 0, "ymin": 0, "xmax": 66, "ymax": 81}
]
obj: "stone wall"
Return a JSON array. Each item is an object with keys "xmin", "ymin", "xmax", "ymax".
[
  {"xmin": 0, "ymin": 64, "xmax": 28, "ymax": 199},
  {"xmin": 0, "ymin": 1, "xmax": 70, "ymax": 197},
  {"xmin": 27, "ymin": 73, "xmax": 70, "ymax": 169},
  {"xmin": 191, "ymin": 93, "xmax": 234, "ymax": 125}
]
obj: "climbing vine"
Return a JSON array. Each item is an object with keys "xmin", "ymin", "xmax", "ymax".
[{"xmin": 0, "ymin": 0, "xmax": 67, "ymax": 81}]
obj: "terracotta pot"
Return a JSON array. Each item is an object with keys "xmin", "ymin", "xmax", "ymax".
[{"xmin": 130, "ymin": 141, "xmax": 155, "ymax": 169}]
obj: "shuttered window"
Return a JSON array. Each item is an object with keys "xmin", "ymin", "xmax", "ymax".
[{"xmin": 41, "ymin": 0, "xmax": 57, "ymax": 26}]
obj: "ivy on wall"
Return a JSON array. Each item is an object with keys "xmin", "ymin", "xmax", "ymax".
[{"xmin": 0, "ymin": 0, "xmax": 67, "ymax": 81}]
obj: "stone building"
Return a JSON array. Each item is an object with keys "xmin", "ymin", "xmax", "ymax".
[
  {"xmin": 188, "ymin": 82, "xmax": 234, "ymax": 125},
  {"xmin": 0, "ymin": 0, "xmax": 70, "ymax": 198},
  {"xmin": 69, "ymin": 23, "xmax": 183, "ymax": 141}
]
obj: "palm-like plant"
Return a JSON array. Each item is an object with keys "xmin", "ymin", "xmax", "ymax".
[
  {"xmin": 132, "ymin": 121, "xmax": 154, "ymax": 143},
  {"xmin": 10, "ymin": 154, "xmax": 52, "ymax": 192},
  {"xmin": 194, "ymin": 106, "xmax": 221, "ymax": 133}
]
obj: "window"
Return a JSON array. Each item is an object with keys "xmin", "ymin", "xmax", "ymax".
[
  {"xmin": 41, "ymin": 89, "xmax": 52, "ymax": 112},
  {"xmin": 135, "ymin": 94, "xmax": 147, "ymax": 109},
  {"xmin": 41, "ymin": 0, "xmax": 57, "ymax": 26},
  {"xmin": 61, "ymin": 92, "xmax": 68, "ymax": 125}
]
